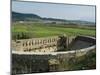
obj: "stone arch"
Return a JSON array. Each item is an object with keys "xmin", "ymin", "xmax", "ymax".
[
  {"xmin": 26, "ymin": 41, "xmax": 28, "ymax": 46},
  {"xmin": 37, "ymin": 40, "xmax": 39, "ymax": 45},
  {"xmin": 27, "ymin": 41, "xmax": 30, "ymax": 46},
  {"xmin": 35, "ymin": 40, "xmax": 37, "ymax": 45},
  {"xmin": 32, "ymin": 41, "xmax": 33, "ymax": 45},
  {"xmin": 50, "ymin": 38, "xmax": 52, "ymax": 43},
  {"xmin": 52, "ymin": 39, "xmax": 53, "ymax": 42},
  {"xmin": 29, "ymin": 41, "xmax": 31, "ymax": 46},
  {"xmin": 40, "ymin": 40, "xmax": 41, "ymax": 44},
  {"xmin": 43, "ymin": 40, "xmax": 45, "ymax": 44},
  {"xmin": 38, "ymin": 39, "xmax": 40, "ymax": 45},
  {"xmin": 22, "ymin": 43, "xmax": 24, "ymax": 47},
  {"xmin": 48, "ymin": 39, "xmax": 49, "ymax": 43}
]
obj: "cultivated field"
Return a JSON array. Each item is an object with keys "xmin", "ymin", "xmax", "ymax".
[{"xmin": 12, "ymin": 22, "xmax": 96, "ymax": 40}]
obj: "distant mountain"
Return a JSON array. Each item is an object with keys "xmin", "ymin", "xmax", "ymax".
[
  {"xmin": 12, "ymin": 11, "xmax": 67, "ymax": 22},
  {"xmin": 12, "ymin": 12, "xmax": 41, "ymax": 21},
  {"xmin": 12, "ymin": 11, "xmax": 95, "ymax": 25}
]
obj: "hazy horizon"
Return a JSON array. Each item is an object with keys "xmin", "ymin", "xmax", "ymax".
[{"xmin": 12, "ymin": 1, "xmax": 96, "ymax": 22}]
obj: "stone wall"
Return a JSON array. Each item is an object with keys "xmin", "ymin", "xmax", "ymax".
[
  {"xmin": 12, "ymin": 36, "xmax": 76, "ymax": 52},
  {"xmin": 12, "ymin": 46, "xmax": 95, "ymax": 74}
]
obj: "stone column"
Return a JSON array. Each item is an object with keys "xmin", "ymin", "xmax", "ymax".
[{"xmin": 58, "ymin": 34, "xmax": 67, "ymax": 51}]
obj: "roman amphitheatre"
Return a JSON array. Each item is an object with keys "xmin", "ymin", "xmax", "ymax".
[
  {"xmin": 11, "ymin": 1, "xmax": 96, "ymax": 74},
  {"xmin": 12, "ymin": 34, "xmax": 96, "ymax": 74}
]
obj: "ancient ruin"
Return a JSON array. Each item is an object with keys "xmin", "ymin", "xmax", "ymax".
[
  {"xmin": 12, "ymin": 35, "xmax": 96, "ymax": 74},
  {"xmin": 12, "ymin": 35, "xmax": 76, "ymax": 52}
]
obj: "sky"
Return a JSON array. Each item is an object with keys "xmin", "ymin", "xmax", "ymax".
[{"xmin": 12, "ymin": 1, "xmax": 96, "ymax": 22}]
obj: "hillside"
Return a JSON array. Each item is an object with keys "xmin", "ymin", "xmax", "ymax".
[
  {"xmin": 12, "ymin": 12, "xmax": 41, "ymax": 21},
  {"xmin": 12, "ymin": 11, "xmax": 95, "ymax": 26}
]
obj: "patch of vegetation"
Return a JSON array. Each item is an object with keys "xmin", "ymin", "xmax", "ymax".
[{"xmin": 12, "ymin": 32, "xmax": 34, "ymax": 40}]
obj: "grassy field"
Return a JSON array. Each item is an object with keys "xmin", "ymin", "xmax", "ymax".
[{"xmin": 12, "ymin": 22, "xmax": 96, "ymax": 39}]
